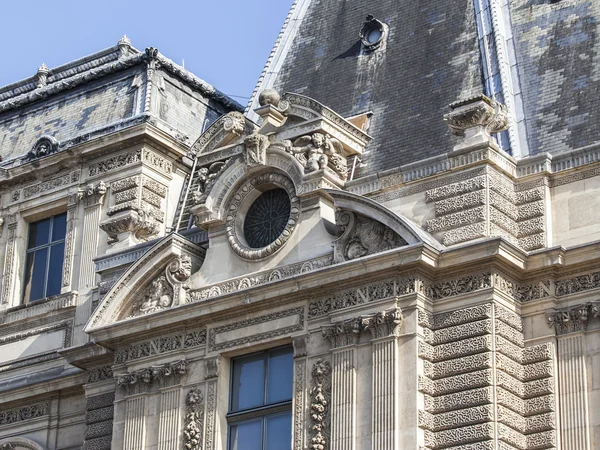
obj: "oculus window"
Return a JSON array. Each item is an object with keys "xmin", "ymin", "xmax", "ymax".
[
  {"xmin": 22, "ymin": 212, "xmax": 67, "ymax": 303},
  {"xmin": 243, "ymin": 188, "xmax": 291, "ymax": 249},
  {"xmin": 228, "ymin": 346, "xmax": 293, "ymax": 450}
]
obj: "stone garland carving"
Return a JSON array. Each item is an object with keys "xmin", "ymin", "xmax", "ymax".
[
  {"xmin": 308, "ymin": 359, "xmax": 331, "ymax": 450},
  {"xmin": 333, "ymin": 210, "xmax": 407, "ymax": 263},
  {"xmin": 130, "ymin": 254, "xmax": 193, "ymax": 317},
  {"xmin": 183, "ymin": 388, "xmax": 205, "ymax": 450},
  {"xmin": 62, "ymin": 202, "xmax": 77, "ymax": 287},
  {"xmin": 547, "ymin": 302, "xmax": 600, "ymax": 335},
  {"xmin": 117, "ymin": 360, "xmax": 187, "ymax": 394},
  {"xmin": 0, "ymin": 402, "xmax": 49, "ymax": 425},
  {"xmin": 115, "ymin": 328, "xmax": 206, "ymax": 364},
  {"xmin": 273, "ymin": 132, "xmax": 348, "ymax": 180},
  {"xmin": 225, "ymin": 172, "xmax": 300, "ymax": 260},
  {"xmin": 189, "ymin": 254, "xmax": 332, "ymax": 303}
]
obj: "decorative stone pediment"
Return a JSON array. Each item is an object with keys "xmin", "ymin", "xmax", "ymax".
[
  {"xmin": 85, "ymin": 233, "xmax": 205, "ymax": 331},
  {"xmin": 190, "ymin": 111, "xmax": 257, "ymax": 156},
  {"xmin": 0, "ymin": 438, "xmax": 48, "ymax": 450}
]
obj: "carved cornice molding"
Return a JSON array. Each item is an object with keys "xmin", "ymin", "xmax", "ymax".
[{"xmin": 547, "ymin": 302, "xmax": 600, "ymax": 335}]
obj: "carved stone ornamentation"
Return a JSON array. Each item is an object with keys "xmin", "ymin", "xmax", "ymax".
[
  {"xmin": 25, "ymin": 135, "xmax": 59, "ymax": 161},
  {"xmin": 100, "ymin": 205, "xmax": 160, "ymax": 245},
  {"xmin": 293, "ymin": 334, "xmax": 310, "ymax": 358},
  {"xmin": 36, "ymin": 63, "xmax": 49, "ymax": 88},
  {"xmin": 547, "ymin": 302, "xmax": 600, "ymax": 335},
  {"xmin": 243, "ymin": 132, "xmax": 270, "ymax": 167},
  {"xmin": 222, "ymin": 111, "xmax": 245, "ymax": 136},
  {"xmin": 443, "ymin": 95, "xmax": 509, "ymax": 141},
  {"xmin": 133, "ymin": 275, "xmax": 174, "ymax": 316},
  {"xmin": 190, "ymin": 158, "xmax": 232, "ymax": 207},
  {"xmin": 205, "ymin": 356, "xmax": 220, "ymax": 380},
  {"xmin": 361, "ymin": 306, "xmax": 403, "ymax": 339},
  {"xmin": 333, "ymin": 210, "xmax": 407, "ymax": 263},
  {"xmin": 167, "ymin": 254, "xmax": 192, "ymax": 283},
  {"xmin": 322, "ymin": 318, "xmax": 361, "ymax": 348},
  {"xmin": 279, "ymin": 132, "xmax": 348, "ymax": 180},
  {"xmin": 183, "ymin": 388, "xmax": 205, "ymax": 450},
  {"xmin": 309, "ymin": 359, "xmax": 332, "ymax": 450},
  {"xmin": 117, "ymin": 360, "xmax": 187, "ymax": 394}
]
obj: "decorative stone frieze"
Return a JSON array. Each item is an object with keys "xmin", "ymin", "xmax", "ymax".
[
  {"xmin": 22, "ymin": 171, "xmax": 80, "ymax": 199},
  {"xmin": 87, "ymin": 365, "xmax": 113, "ymax": 384},
  {"xmin": 425, "ymin": 272, "xmax": 492, "ymax": 301},
  {"xmin": 0, "ymin": 402, "xmax": 49, "ymax": 425},
  {"xmin": 183, "ymin": 388, "xmax": 205, "ymax": 450},
  {"xmin": 555, "ymin": 271, "xmax": 600, "ymax": 297},
  {"xmin": 547, "ymin": 302, "xmax": 600, "ymax": 335},
  {"xmin": 89, "ymin": 149, "xmax": 142, "ymax": 177},
  {"xmin": 114, "ymin": 328, "xmax": 206, "ymax": 364},
  {"xmin": 308, "ymin": 358, "xmax": 332, "ymax": 450}
]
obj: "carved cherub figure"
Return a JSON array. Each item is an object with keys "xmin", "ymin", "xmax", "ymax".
[
  {"xmin": 138, "ymin": 276, "xmax": 172, "ymax": 314},
  {"xmin": 289, "ymin": 132, "xmax": 329, "ymax": 173}
]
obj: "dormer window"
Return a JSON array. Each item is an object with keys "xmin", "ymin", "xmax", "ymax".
[{"xmin": 359, "ymin": 15, "xmax": 388, "ymax": 51}]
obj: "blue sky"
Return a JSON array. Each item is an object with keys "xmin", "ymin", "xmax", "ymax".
[{"xmin": 0, "ymin": 0, "xmax": 294, "ymax": 105}]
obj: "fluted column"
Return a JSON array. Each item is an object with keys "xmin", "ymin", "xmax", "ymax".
[
  {"xmin": 79, "ymin": 183, "xmax": 106, "ymax": 290},
  {"xmin": 322, "ymin": 318, "xmax": 360, "ymax": 450},
  {"xmin": 549, "ymin": 305, "xmax": 593, "ymax": 450},
  {"xmin": 124, "ymin": 397, "xmax": 146, "ymax": 450},
  {"xmin": 362, "ymin": 306, "xmax": 403, "ymax": 450},
  {"xmin": 157, "ymin": 388, "xmax": 181, "ymax": 450}
]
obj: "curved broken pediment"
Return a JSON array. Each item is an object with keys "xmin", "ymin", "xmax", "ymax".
[
  {"xmin": 85, "ymin": 233, "xmax": 205, "ymax": 331},
  {"xmin": 324, "ymin": 189, "xmax": 444, "ymax": 253},
  {"xmin": 190, "ymin": 111, "xmax": 257, "ymax": 155},
  {"xmin": 0, "ymin": 438, "xmax": 48, "ymax": 450}
]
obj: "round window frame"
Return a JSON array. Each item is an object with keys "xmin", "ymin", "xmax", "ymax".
[
  {"xmin": 226, "ymin": 172, "xmax": 300, "ymax": 260},
  {"xmin": 359, "ymin": 15, "xmax": 387, "ymax": 50}
]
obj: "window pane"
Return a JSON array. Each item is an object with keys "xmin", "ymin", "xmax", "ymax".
[
  {"xmin": 267, "ymin": 347, "xmax": 293, "ymax": 404},
  {"xmin": 231, "ymin": 352, "xmax": 265, "ymax": 411},
  {"xmin": 23, "ymin": 248, "xmax": 48, "ymax": 302},
  {"xmin": 46, "ymin": 242, "xmax": 65, "ymax": 297},
  {"xmin": 265, "ymin": 412, "xmax": 292, "ymax": 450},
  {"xmin": 28, "ymin": 218, "xmax": 51, "ymax": 249},
  {"xmin": 229, "ymin": 418, "xmax": 262, "ymax": 450},
  {"xmin": 51, "ymin": 213, "xmax": 67, "ymax": 242}
]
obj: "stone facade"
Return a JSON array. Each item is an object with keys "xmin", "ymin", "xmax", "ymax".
[{"xmin": 2, "ymin": 3, "xmax": 600, "ymax": 450}]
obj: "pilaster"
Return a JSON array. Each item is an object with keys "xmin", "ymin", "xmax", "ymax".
[
  {"xmin": 1, "ymin": 213, "xmax": 19, "ymax": 305},
  {"xmin": 361, "ymin": 306, "xmax": 402, "ymax": 450},
  {"xmin": 292, "ymin": 334, "xmax": 309, "ymax": 450}
]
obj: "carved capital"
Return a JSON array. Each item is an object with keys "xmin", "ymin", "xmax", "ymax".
[
  {"xmin": 361, "ymin": 305, "xmax": 403, "ymax": 339},
  {"xmin": 444, "ymin": 95, "xmax": 509, "ymax": 138},
  {"xmin": 82, "ymin": 181, "xmax": 107, "ymax": 207},
  {"xmin": 322, "ymin": 318, "xmax": 361, "ymax": 349},
  {"xmin": 547, "ymin": 302, "xmax": 600, "ymax": 335},
  {"xmin": 205, "ymin": 356, "xmax": 220, "ymax": 380},
  {"xmin": 117, "ymin": 359, "xmax": 187, "ymax": 394}
]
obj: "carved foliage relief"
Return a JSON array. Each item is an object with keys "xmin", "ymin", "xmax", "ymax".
[{"xmin": 308, "ymin": 359, "xmax": 331, "ymax": 450}]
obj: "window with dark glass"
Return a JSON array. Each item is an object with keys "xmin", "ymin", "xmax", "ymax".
[
  {"xmin": 22, "ymin": 212, "xmax": 67, "ymax": 303},
  {"xmin": 228, "ymin": 346, "xmax": 293, "ymax": 450}
]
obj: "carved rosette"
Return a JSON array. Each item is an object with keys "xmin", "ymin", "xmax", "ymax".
[
  {"xmin": 444, "ymin": 95, "xmax": 509, "ymax": 137},
  {"xmin": 309, "ymin": 358, "xmax": 331, "ymax": 450},
  {"xmin": 322, "ymin": 318, "xmax": 361, "ymax": 348},
  {"xmin": 183, "ymin": 388, "xmax": 205, "ymax": 450},
  {"xmin": 361, "ymin": 306, "xmax": 403, "ymax": 339},
  {"xmin": 333, "ymin": 210, "xmax": 407, "ymax": 263}
]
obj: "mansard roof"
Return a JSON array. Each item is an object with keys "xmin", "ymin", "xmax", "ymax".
[{"xmin": 0, "ymin": 38, "xmax": 242, "ymax": 165}]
